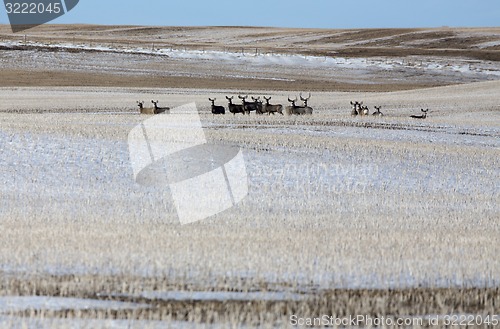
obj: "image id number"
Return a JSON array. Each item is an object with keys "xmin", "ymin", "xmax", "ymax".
[{"xmin": 5, "ymin": 2, "xmax": 62, "ymax": 14}]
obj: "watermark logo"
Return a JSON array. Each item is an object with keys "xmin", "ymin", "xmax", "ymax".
[
  {"xmin": 4, "ymin": 0, "xmax": 79, "ymax": 33},
  {"xmin": 128, "ymin": 103, "xmax": 248, "ymax": 225}
]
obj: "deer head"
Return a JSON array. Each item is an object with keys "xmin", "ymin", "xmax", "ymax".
[
  {"xmin": 300, "ymin": 93, "xmax": 311, "ymax": 101},
  {"xmin": 288, "ymin": 97, "xmax": 297, "ymax": 106},
  {"xmin": 300, "ymin": 93, "xmax": 311, "ymax": 106}
]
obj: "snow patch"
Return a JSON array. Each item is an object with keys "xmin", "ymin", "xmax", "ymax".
[{"xmin": 0, "ymin": 296, "xmax": 149, "ymax": 313}]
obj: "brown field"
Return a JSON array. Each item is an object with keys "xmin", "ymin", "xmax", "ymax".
[
  {"xmin": 0, "ymin": 25, "xmax": 499, "ymax": 328},
  {"xmin": 1, "ymin": 24, "xmax": 500, "ymax": 91}
]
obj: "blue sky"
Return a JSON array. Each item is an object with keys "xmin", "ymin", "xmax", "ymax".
[{"xmin": 1, "ymin": 0, "xmax": 499, "ymax": 28}]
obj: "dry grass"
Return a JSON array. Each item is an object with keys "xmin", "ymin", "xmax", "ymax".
[
  {"xmin": 0, "ymin": 82, "xmax": 499, "ymax": 326},
  {"xmin": 1, "ymin": 25, "xmax": 499, "ymax": 91},
  {"xmin": 0, "ymin": 25, "xmax": 499, "ymax": 327},
  {"xmin": 1, "ymin": 271, "xmax": 499, "ymax": 327}
]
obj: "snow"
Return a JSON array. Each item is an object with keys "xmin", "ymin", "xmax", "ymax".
[
  {"xmin": 0, "ymin": 296, "xmax": 149, "ymax": 313},
  {"xmin": 1, "ymin": 40, "xmax": 499, "ymax": 78},
  {"xmin": 0, "ymin": 317, "xmax": 218, "ymax": 329},
  {"xmin": 475, "ymin": 40, "xmax": 500, "ymax": 49},
  {"xmin": 233, "ymin": 122, "xmax": 500, "ymax": 149},
  {"xmin": 128, "ymin": 290, "xmax": 307, "ymax": 302}
]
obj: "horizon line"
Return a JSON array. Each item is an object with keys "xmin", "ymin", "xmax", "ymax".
[{"xmin": 1, "ymin": 23, "xmax": 499, "ymax": 30}]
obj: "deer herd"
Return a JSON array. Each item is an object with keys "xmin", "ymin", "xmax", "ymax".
[
  {"xmin": 136, "ymin": 95, "xmax": 431, "ymax": 119},
  {"xmin": 219, "ymin": 93, "xmax": 313, "ymax": 115}
]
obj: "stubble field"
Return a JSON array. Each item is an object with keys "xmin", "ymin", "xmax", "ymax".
[{"xmin": 0, "ymin": 25, "xmax": 499, "ymax": 328}]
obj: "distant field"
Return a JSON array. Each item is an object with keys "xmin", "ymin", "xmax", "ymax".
[
  {"xmin": 0, "ymin": 25, "xmax": 499, "ymax": 328},
  {"xmin": 0, "ymin": 25, "xmax": 499, "ymax": 91}
]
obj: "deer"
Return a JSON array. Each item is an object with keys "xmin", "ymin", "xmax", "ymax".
[
  {"xmin": 350, "ymin": 101, "xmax": 366, "ymax": 116},
  {"xmin": 137, "ymin": 101, "xmax": 156, "ymax": 114},
  {"xmin": 262, "ymin": 96, "xmax": 283, "ymax": 115},
  {"xmin": 151, "ymin": 100, "xmax": 170, "ymax": 114},
  {"xmin": 251, "ymin": 96, "xmax": 264, "ymax": 114},
  {"xmin": 285, "ymin": 97, "xmax": 312, "ymax": 115},
  {"xmin": 372, "ymin": 106, "xmax": 383, "ymax": 116},
  {"xmin": 208, "ymin": 98, "xmax": 225, "ymax": 115},
  {"xmin": 299, "ymin": 93, "xmax": 313, "ymax": 115},
  {"xmin": 225, "ymin": 96, "xmax": 245, "ymax": 115},
  {"xmin": 410, "ymin": 109, "xmax": 429, "ymax": 119},
  {"xmin": 360, "ymin": 105, "xmax": 369, "ymax": 116},
  {"xmin": 350, "ymin": 101, "xmax": 361, "ymax": 116},
  {"xmin": 238, "ymin": 95, "xmax": 260, "ymax": 115},
  {"xmin": 285, "ymin": 97, "xmax": 298, "ymax": 115}
]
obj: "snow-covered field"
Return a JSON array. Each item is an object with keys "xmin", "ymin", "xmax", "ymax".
[
  {"xmin": 0, "ymin": 26, "xmax": 499, "ymax": 327},
  {"xmin": 2, "ymin": 39, "xmax": 500, "ymax": 78},
  {"xmin": 1, "ymin": 39, "xmax": 500, "ymax": 88},
  {"xmin": 1, "ymin": 82, "xmax": 498, "ymax": 280}
]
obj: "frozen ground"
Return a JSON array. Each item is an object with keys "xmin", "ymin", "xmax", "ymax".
[
  {"xmin": 1, "ymin": 36, "xmax": 499, "ymax": 89},
  {"xmin": 0, "ymin": 25, "xmax": 499, "ymax": 326},
  {"xmin": 0, "ymin": 83, "xmax": 499, "ymax": 327},
  {"xmin": 0, "ymin": 82, "xmax": 498, "ymax": 286},
  {"xmin": 0, "ymin": 296, "xmax": 148, "ymax": 312}
]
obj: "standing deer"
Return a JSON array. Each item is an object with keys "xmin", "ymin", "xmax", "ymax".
[
  {"xmin": 253, "ymin": 96, "xmax": 264, "ymax": 114},
  {"xmin": 410, "ymin": 109, "xmax": 429, "ymax": 119},
  {"xmin": 208, "ymin": 98, "xmax": 225, "ymax": 115},
  {"xmin": 285, "ymin": 97, "xmax": 297, "ymax": 115},
  {"xmin": 238, "ymin": 95, "xmax": 260, "ymax": 115},
  {"xmin": 151, "ymin": 100, "xmax": 170, "ymax": 114},
  {"xmin": 372, "ymin": 106, "xmax": 383, "ymax": 116},
  {"xmin": 225, "ymin": 96, "xmax": 245, "ymax": 115},
  {"xmin": 262, "ymin": 96, "xmax": 283, "ymax": 115},
  {"xmin": 137, "ymin": 101, "xmax": 156, "ymax": 114}
]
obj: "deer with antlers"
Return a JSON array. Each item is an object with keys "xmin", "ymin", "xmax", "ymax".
[
  {"xmin": 299, "ymin": 93, "xmax": 313, "ymax": 115},
  {"xmin": 137, "ymin": 101, "xmax": 156, "ymax": 114},
  {"xmin": 350, "ymin": 101, "xmax": 361, "ymax": 116}
]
